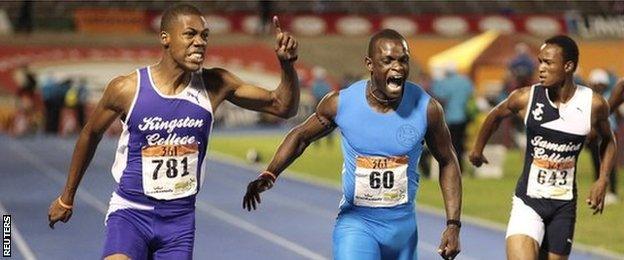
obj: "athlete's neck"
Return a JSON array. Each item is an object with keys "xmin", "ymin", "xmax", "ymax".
[
  {"xmin": 151, "ymin": 59, "xmax": 193, "ymax": 95},
  {"xmin": 366, "ymin": 81, "xmax": 401, "ymax": 112},
  {"xmin": 546, "ymin": 76, "xmax": 576, "ymax": 105}
]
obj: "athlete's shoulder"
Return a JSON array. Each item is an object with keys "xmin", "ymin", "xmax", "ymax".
[
  {"xmin": 105, "ymin": 71, "xmax": 138, "ymax": 98},
  {"xmin": 507, "ymin": 85, "xmax": 532, "ymax": 104},
  {"xmin": 340, "ymin": 79, "xmax": 366, "ymax": 92},
  {"xmin": 317, "ymin": 91, "xmax": 339, "ymax": 120},
  {"xmin": 590, "ymin": 87, "xmax": 610, "ymax": 111}
]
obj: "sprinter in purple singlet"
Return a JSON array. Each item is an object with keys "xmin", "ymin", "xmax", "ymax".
[{"xmin": 47, "ymin": 4, "xmax": 299, "ymax": 259}]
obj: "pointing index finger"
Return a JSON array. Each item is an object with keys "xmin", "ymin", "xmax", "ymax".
[{"xmin": 273, "ymin": 16, "xmax": 282, "ymax": 33}]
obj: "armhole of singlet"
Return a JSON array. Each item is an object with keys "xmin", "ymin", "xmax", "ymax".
[
  {"xmin": 524, "ymin": 85, "xmax": 536, "ymax": 125},
  {"xmin": 123, "ymin": 69, "xmax": 141, "ymax": 125}
]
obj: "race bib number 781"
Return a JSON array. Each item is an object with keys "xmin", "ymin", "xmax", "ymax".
[{"xmin": 141, "ymin": 144, "xmax": 199, "ymax": 200}]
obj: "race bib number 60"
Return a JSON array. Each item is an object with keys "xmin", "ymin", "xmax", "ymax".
[
  {"xmin": 526, "ymin": 159, "xmax": 574, "ymax": 200},
  {"xmin": 354, "ymin": 155, "xmax": 408, "ymax": 207},
  {"xmin": 142, "ymin": 144, "xmax": 199, "ymax": 200}
]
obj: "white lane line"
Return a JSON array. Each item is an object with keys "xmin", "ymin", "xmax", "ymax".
[
  {"xmin": 207, "ymin": 151, "xmax": 481, "ymax": 260},
  {"xmin": 0, "ymin": 201, "xmax": 37, "ymax": 260},
  {"xmin": 196, "ymin": 201, "xmax": 327, "ymax": 260},
  {"xmin": 12, "ymin": 139, "xmax": 327, "ymax": 259},
  {"xmin": 209, "ymin": 171, "xmax": 337, "ymax": 219},
  {"xmin": 7, "ymin": 140, "xmax": 108, "ymax": 214}
]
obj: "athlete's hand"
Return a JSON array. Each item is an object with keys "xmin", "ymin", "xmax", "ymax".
[
  {"xmin": 468, "ymin": 150, "xmax": 489, "ymax": 167},
  {"xmin": 48, "ymin": 197, "xmax": 73, "ymax": 229},
  {"xmin": 438, "ymin": 226, "xmax": 461, "ymax": 260},
  {"xmin": 273, "ymin": 16, "xmax": 298, "ymax": 62},
  {"xmin": 587, "ymin": 178, "xmax": 608, "ymax": 215},
  {"xmin": 243, "ymin": 176, "xmax": 274, "ymax": 211}
]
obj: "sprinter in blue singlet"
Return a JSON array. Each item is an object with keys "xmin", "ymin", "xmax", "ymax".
[
  {"xmin": 48, "ymin": 4, "xmax": 300, "ymax": 259},
  {"xmin": 243, "ymin": 29, "xmax": 463, "ymax": 260}
]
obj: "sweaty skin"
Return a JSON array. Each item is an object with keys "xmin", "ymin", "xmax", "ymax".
[
  {"xmin": 243, "ymin": 35, "xmax": 463, "ymax": 260},
  {"xmin": 469, "ymin": 43, "xmax": 616, "ymax": 260},
  {"xmin": 48, "ymin": 14, "xmax": 300, "ymax": 229}
]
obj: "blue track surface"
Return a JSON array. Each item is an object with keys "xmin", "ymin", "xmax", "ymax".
[{"xmin": 0, "ymin": 136, "xmax": 617, "ymax": 259}]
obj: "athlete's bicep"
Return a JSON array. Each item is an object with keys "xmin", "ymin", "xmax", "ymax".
[
  {"xmin": 592, "ymin": 95, "xmax": 614, "ymax": 140},
  {"xmin": 425, "ymin": 99, "xmax": 456, "ymax": 164},
  {"xmin": 487, "ymin": 87, "xmax": 531, "ymax": 121},
  {"xmin": 217, "ymin": 69, "xmax": 277, "ymax": 112},
  {"xmin": 294, "ymin": 91, "xmax": 338, "ymax": 143},
  {"xmin": 84, "ymin": 76, "xmax": 132, "ymax": 136}
]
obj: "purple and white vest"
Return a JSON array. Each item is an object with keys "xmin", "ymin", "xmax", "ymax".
[{"xmin": 111, "ymin": 66, "xmax": 213, "ymax": 207}]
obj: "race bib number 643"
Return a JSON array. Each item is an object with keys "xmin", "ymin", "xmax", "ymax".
[
  {"xmin": 526, "ymin": 159, "xmax": 574, "ymax": 200},
  {"xmin": 354, "ymin": 155, "xmax": 408, "ymax": 207},
  {"xmin": 142, "ymin": 144, "xmax": 199, "ymax": 200}
]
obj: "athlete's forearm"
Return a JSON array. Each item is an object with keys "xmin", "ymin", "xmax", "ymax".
[
  {"xmin": 272, "ymin": 60, "xmax": 300, "ymax": 118},
  {"xmin": 438, "ymin": 157, "xmax": 462, "ymax": 221},
  {"xmin": 598, "ymin": 134, "xmax": 617, "ymax": 182},
  {"xmin": 266, "ymin": 129, "xmax": 310, "ymax": 177},
  {"xmin": 472, "ymin": 110, "xmax": 505, "ymax": 153},
  {"xmin": 61, "ymin": 127, "xmax": 103, "ymax": 204}
]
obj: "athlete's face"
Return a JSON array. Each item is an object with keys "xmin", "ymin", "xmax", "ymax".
[
  {"xmin": 162, "ymin": 14, "xmax": 209, "ymax": 71},
  {"xmin": 366, "ymin": 38, "xmax": 410, "ymax": 100},
  {"xmin": 537, "ymin": 44, "xmax": 574, "ymax": 87}
]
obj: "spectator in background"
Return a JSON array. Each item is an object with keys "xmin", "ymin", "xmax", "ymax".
[
  {"xmin": 64, "ymin": 77, "xmax": 89, "ymax": 129},
  {"xmin": 14, "ymin": 65, "xmax": 38, "ymax": 135},
  {"xmin": 16, "ymin": 1, "xmax": 33, "ymax": 33},
  {"xmin": 508, "ymin": 42, "xmax": 536, "ymax": 89},
  {"xmin": 432, "ymin": 63, "xmax": 474, "ymax": 171},
  {"xmin": 42, "ymin": 75, "xmax": 71, "ymax": 134},
  {"xmin": 257, "ymin": 0, "xmax": 273, "ymax": 35},
  {"xmin": 587, "ymin": 68, "xmax": 619, "ymax": 204},
  {"xmin": 311, "ymin": 66, "xmax": 331, "ymax": 104}
]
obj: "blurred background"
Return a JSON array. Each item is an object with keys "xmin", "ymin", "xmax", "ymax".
[{"xmin": 0, "ymin": 1, "xmax": 623, "ymax": 258}]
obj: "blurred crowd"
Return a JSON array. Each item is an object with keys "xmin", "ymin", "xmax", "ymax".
[{"xmin": 6, "ymin": 66, "xmax": 90, "ymax": 137}]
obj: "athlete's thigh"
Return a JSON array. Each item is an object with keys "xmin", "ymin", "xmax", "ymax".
[
  {"xmin": 153, "ymin": 209, "xmax": 195, "ymax": 260},
  {"xmin": 506, "ymin": 196, "xmax": 545, "ymax": 244},
  {"xmin": 378, "ymin": 215, "xmax": 417, "ymax": 260},
  {"xmin": 333, "ymin": 215, "xmax": 380, "ymax": 260},
  {"xmin": 544, "ymin": 204, "xmax": 575, "ymax": 256},
  {"xmin": 103, "ymin": 209, "xmax": 151, "ymax": 260},
  {"xmin": 383, "ymin": 229, "xmax": 417, "ymax": 260}
]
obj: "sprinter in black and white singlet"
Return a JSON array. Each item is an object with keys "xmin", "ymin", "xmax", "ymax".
[{"xmin": 469, "ymin": 35, "xmax": 616, "ymax": 260}]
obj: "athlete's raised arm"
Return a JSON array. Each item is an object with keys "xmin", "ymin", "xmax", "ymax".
[
  {"xmin": 48, "ymin": 73, "xmax": 136, "ymax": 229},
  {"xmin": 469, "ymin": 86, "xmax": 531, "ymax": 167},
  {"xmin": 424, "ymin": 98, "xmax": 462, "ymax": 260},
  {"xmin": 242, "ymin": 91, "xmax": 338, "ymax": 211},
  {"xmin": 210, "ymin": 16, "xmax": 299, "ymax": 118},
  {"xmin": 587, "ymin": 93, "xmax": 617, "ymax": 215}
]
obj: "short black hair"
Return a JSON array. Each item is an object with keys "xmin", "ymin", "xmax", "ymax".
[
  {"xmin": 544, "ymin": 35, "xmax": 579, "ymax": 71},
  {"xmin": 160, "ymin": 4, "xmax": 203, "ymax": 32},
  {"xmin": 367, "ymin": 29, "xmax": 407, "ymax": 57}
]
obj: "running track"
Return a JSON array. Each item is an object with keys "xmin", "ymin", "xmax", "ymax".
[{"xmin": 0, "ymin": 136, "xmax": 620, "ymax": 260}]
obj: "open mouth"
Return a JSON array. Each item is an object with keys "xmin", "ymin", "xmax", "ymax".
[
  {"xmin": 387, "ymin": 75, "xmax": 405, "ymax": 90},
  {"xmin": 188, "ymin": 52, "xmax": 204, "ymax": 63}
]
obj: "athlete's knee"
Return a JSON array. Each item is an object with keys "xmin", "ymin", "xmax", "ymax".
[
  {"xmin": 506, "ymin": 235, "xmax": 539, "ymax": 260},
  {"xmin": 104, "ymin": 253, "xmax": 131, "ymax": 260},
  {"xmin": 546, "ymin": 252, "xmax": 568, "ymax": 260}
]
